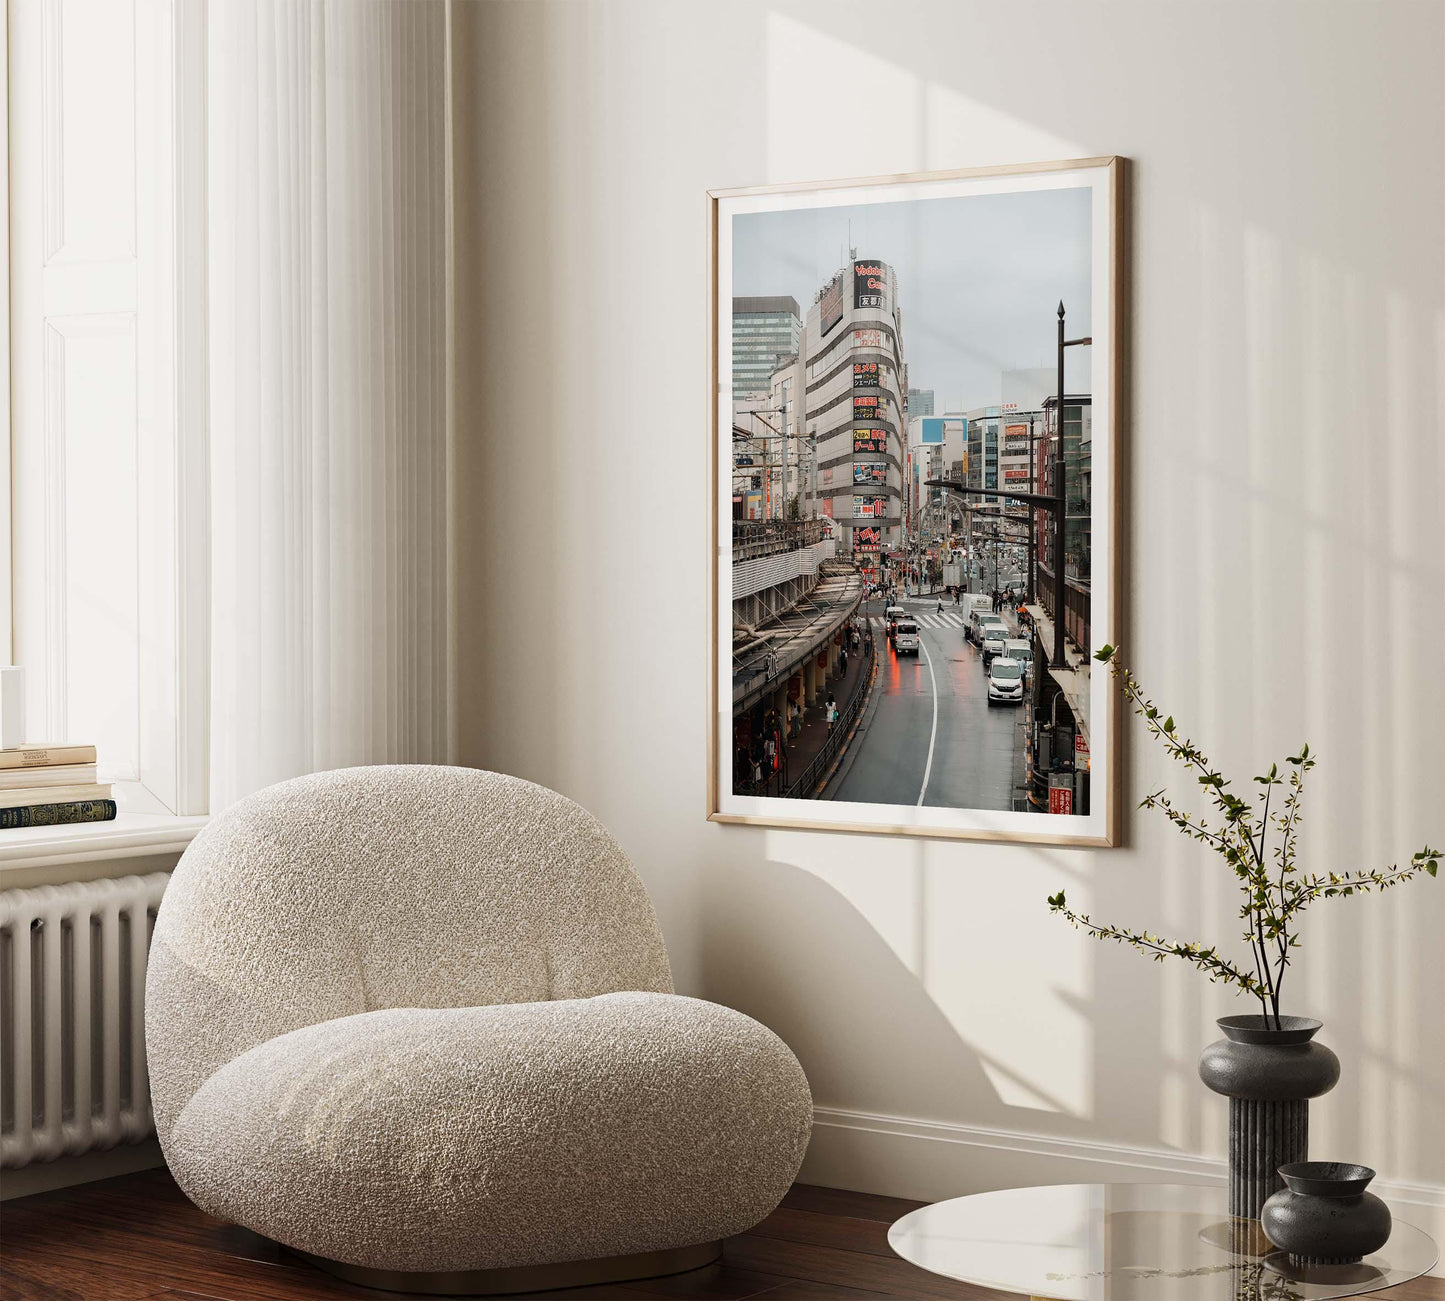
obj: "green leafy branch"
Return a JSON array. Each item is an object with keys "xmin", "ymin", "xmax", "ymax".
[
  {"xmin": 1045, "ymin": 645, "xmax": 1440, "ymax": 1029},
  {"xmin": 1046, "ymin": 891, "xmax": 1266, "ymax": 999}
]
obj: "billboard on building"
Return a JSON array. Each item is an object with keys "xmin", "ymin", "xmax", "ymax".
[
  {"xmin": 853, "ymin": 429, "xmax": 886, "ymax": 454},
  {"xmin": 921, "ymin": 417, "xmax": 944, "ymax": 445},
  {"xmin": 853, "ymin": 260, "xmax": 886, "ymax": 310},
  {"xmin": 853, "ymin": 526, "xmax": 881, "ymax": 552},
  {"xmin": 853, "ymin": 462, "xmax": 887, "ymax": 486},
  {"xmin": 820, "ymin": 498, "xmax": 834, "ymax": 519},
  {"xmin": 852, "ymin": 328, "xmax": 883, "ymax": 349},
  {"xmin": 853, "ymin": 394, "xmax": 881, "ymax": 421},
  {"xmin": 852, "ymin": 361, "xmax": 880, "ymax": 388},
  {"xmin": 819, "ymin": 270, "xmax": 845, "ymax": 337},
  {"xmin": 853, "ymin": 495, "xmax": 888, "ymax": 518},
  {"xmin": 744, "ymin": 491, "xmax": 763, "ymax": 519}
]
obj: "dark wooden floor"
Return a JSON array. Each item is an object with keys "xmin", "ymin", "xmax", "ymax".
[{"xmin": 2, "ymin": 1170, "xmax": 1441, "ymax": 1301}]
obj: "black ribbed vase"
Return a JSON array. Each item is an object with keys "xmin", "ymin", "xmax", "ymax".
[{"xmin": 1198, "ymin": 1015, "xmax": 1340, "ymax": 1221}]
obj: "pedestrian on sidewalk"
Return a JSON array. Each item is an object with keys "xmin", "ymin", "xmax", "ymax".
[{"xmin": 826, "ymin": 694, "xmax": 838, "ymax": 729}]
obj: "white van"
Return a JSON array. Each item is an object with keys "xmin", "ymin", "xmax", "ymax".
[
  {"xmin": 1004, "ymin": 638, "xmax": 1033, "ymax": 679},
  {"xmin": 894, "ymin": 619, "xmax": 920, "ymax": 655},
  {"xmin": 982, "ymin": 623, "xmax": 1010, "ymax": 665},
  {"xmin": 968, "ymin": 607, "xmax": 1004, "ymax": 645},
  {"xmin": 987, "ymin": 656, "xmax": 1026, "ymax": 704}
]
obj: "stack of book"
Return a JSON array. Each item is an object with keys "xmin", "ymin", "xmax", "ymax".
[{"xmin": 0, "ymin": 744, "xmax": 114, "ymax": 828}]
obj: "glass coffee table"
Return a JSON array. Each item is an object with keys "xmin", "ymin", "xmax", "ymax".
[{"xmin": 888, "ymin": 1184, "xmax": 1437, "ymax": 1300}]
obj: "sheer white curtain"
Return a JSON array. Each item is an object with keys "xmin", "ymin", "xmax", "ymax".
[{"xmin": 206, "ymin": 0, "xmax": 451, "ymax": 810}]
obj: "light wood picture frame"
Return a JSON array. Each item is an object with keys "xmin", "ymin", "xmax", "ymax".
[{"xmin": 708, "ymin": 157, "xmax": 1125, "ymax": 846}]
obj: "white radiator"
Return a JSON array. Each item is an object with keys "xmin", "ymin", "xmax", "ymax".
[{"xmin": 0, "ymin": 872, "xmax": 171, "ymax": 1167}]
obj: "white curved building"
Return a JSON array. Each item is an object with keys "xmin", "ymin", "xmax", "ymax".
[{"xmin": 800, "ymin": 258, "xmax": 906, "ymax": 567}]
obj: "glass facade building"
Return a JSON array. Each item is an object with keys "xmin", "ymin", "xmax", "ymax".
[{"xmin": 732, "ymin": 296, "xmax": 802, "ymax": 399}]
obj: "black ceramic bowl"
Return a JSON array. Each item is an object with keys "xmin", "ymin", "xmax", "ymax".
[
  {"xmin": 1277, "ymin": 1162, "xmax": 1377, "ymax": 1197},
  {"xmin": 1216, "ymin": 1014, "xmax": 1323, "ymax": 1045}
]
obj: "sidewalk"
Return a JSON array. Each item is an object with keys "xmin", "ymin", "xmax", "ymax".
[{"xmin": 775, "ymin": 632, "xmax": 872, "ymax": 795}]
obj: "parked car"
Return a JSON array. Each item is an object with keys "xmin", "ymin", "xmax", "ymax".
[
  {"xmin": 894, "ymin": 619, "xmax": 920, "ymax": 655},
  {"xmin": 967, "ymin": 607, "xmax": 1004, "ymax": 644},
  {"xmin": 987, "ymin": 656, "xmax": 1026, "ymax": 705},
  {"xmin": 1004, "ymin": 638, "xmax": 1033, "ymax": 681},
  {"xmin": 885, "ymin": 606, "xmax": 906, "ymax": 640},
  {"xmin": 982, "ymin": 624, "xmax": 1010, "ymax": 665}
]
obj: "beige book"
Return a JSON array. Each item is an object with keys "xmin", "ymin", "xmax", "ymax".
[
  {"xmin": 0, "ymin": 744, "xmax": 98, "ymax": 769},
  {"xmin": 0, "ymin": 763, "xmax": 98, "ymax": 789},
  {"xmin": 0, "ymin": 782, "xmax": 112, "ymax": 809}
]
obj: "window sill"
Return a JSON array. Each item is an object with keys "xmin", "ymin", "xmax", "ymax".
[{"xmin": 0, "ymin": 784, "xmax": 207, "ymax": 875}]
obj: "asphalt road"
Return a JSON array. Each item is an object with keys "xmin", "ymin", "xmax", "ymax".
[{"xmin": 832, "ymin": 596, "xmax": 1022, "ymax": 810}]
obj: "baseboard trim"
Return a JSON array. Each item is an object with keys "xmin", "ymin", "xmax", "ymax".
[
  {"xmin": 803, "ymin": 1105, "xmax": 1444, "ymax": 1276},
  {"xmin": 0, "ymin": 1138, "xmax": 165, "ymax": 1201}
]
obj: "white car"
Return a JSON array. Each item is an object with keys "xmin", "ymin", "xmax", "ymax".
[
  {"xmin": 885, "ymin": 606, "xmax": 907, "ymax": 640},
  {"xmin": 968, "ymin": 608, "xmax": 1006, "ymax": 645},
  {"xmin": 982, "ymin": 624, "xmax": 1010, "ymax": 664},
  {"xmin": 1004, "ymin": 638, "xmax": 1033, "ymax": 680},
  {"xmin": 987, "ymin": 656, "xmax": 1026, "ymax": 704},
  {"xmin": 894, "ymin": 619, "xmax": 920, "ymax": 655}
]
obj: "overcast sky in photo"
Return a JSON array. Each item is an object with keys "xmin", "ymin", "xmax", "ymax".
[{"xmin": 733, "ymin": 187, "xmax": 1093, "ymax": 412}]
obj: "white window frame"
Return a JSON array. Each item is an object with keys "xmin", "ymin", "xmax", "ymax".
[{"xmin": 3, "ymin": 0, "xmax": 209, "ymax": 870}]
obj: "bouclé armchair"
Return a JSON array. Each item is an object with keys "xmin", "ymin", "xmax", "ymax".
[{"xmin": 145, "ymin": 765, "xmax": 812, "ymax": 1294}]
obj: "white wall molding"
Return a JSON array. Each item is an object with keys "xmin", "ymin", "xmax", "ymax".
[{"xmin": 804, "ymin": 1106, "xmax": 1444, "ymax": 1272}]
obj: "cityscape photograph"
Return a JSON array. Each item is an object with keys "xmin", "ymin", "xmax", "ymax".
[{"xmin": 723, "ymin": 179, "xmax": 1104, "ymax": 824}]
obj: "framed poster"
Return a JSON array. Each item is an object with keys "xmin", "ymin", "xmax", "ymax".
[{"xmin": 708, "ymin": 158, "xmax": 1125, "ymax": 845}]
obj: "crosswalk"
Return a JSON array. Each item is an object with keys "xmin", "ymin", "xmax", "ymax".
[{"xmin": 870, "ymin": 612, "xmax": 968, "ymax": 630}]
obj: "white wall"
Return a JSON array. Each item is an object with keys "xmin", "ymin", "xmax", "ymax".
[{"xmin": 451, "ymin": 0, "xmax": 1445, "ymax": 1245}]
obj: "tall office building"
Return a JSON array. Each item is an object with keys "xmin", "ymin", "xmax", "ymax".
[
  {"xmin": 732, "ymin": 296, "xmax": 802, "ymax": 399},
  {"xmin": 907, "ymin": 388, "xmax": 934, "ymax": 417},
  {"xmin": 802, "ymin": 258, "xmax": 906, "ymax": 563}
]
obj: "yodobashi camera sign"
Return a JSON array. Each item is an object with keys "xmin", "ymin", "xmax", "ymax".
[{"xmin": 854, "ymin": 259, "xmax": 886, "ymax": 310}]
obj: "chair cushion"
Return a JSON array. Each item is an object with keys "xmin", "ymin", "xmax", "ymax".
[{"xmin": 163, "ymin": 991, "xmax": 813, "ymax": 1273}]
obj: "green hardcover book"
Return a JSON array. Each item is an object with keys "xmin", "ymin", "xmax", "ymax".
[{"xmin": 0, "ymin": 799, "xmax": 118, "ymax": 829}]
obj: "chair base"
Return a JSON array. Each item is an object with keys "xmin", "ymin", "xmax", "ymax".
[{"xmin": 285, "ymin": 1239, "xmax": 723, "ymax": 1296}]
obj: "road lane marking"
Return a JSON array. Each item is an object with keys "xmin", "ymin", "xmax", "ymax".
[{"xmin": 917, "ymin": 635, "xmax": 939, "ymax": 806}]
